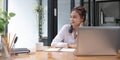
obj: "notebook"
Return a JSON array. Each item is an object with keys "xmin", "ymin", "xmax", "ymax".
[
  {"xmin": 12, "ymin": 48, "xmax": 30, "ymax": 54},
  {"xmin": 74, "ymin": 26, "xmax": 120, "ymax": 56},
  {"xmin": 45, "ymin": 48, "xmax": 75, "ymax": 52}
]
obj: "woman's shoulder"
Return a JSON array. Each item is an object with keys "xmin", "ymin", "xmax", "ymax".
[
  {"xmin": 62, "ymin": 24, "xmax": 70, "ymax": 28},
  {"xmin": 60, "ymin": 24, "xmax": 70, "ymax": 31}
]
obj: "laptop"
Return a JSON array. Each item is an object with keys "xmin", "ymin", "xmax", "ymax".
[{"xmin": 74, "ymin": 26, "xmax": 120, "ymax": 56}]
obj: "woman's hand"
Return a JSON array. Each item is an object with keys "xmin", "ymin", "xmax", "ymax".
[{"xmin": 68, "ymin": 44, "xmax": 76, "ymax": 48}]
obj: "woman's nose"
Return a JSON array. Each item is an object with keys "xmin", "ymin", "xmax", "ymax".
[
  {"xmin": 70, "ymin": 18, "xmax": 74, "ymax": 21},
  {"xmin": 70, "ymin": 19, "xmax": 74, "ymax": 23}
]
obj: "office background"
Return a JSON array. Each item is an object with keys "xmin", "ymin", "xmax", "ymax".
[{"xmin": 0, "ymin": 0, "xmax": 120, "ymax": 49}]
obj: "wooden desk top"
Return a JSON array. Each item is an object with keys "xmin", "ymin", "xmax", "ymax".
[{"xmin": 0, "ymin": 48, "xmax": 120, "ymax": 60}]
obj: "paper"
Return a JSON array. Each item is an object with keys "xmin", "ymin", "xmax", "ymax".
[
  {"xmin": 44, "ymin": 48, "xmax": 75, "ymax": 52},
  {"xmin": 60, "ymin": 48, "xmax": 75, "ymax": 52},
  {"xmin": 44, "ymin": 48, "xmax": 60, "ymax": 52}
]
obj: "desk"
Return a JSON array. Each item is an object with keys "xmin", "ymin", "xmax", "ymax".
[{"xmin": 0, "ymin": 47, "xmax": 120, "ymax": 60}]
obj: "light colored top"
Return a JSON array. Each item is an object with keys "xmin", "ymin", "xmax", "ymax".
[{"xmin": 51, "ymin": 24, "xmax": 76, "ymax": 48}]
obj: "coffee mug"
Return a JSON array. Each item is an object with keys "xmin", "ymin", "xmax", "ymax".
[{"xmin": 36, "ymin": 42, "xmax": 44, "ymax": 51}]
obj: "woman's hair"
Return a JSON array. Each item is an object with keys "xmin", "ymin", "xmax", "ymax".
[{"xmin": 72, "ymin": 6, "xmax": 86, "ymax": 22}]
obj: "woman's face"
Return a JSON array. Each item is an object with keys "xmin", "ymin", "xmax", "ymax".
[{"xmin": 70, "ymin": 11, "xmax": 83, "ymax": 27}]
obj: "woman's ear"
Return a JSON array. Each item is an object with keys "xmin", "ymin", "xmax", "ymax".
[{"xmin": 80, "ymin": 16, "xmax": 85, "ymax": 22}]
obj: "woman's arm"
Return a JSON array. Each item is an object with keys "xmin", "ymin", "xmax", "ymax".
[
  {"xmin": 51, "ymin": 41, "xmax": 68, "ymax": 48},
  {"xmin": 51, "ymin": 24, "xmax": 69, "ymax": 48}
]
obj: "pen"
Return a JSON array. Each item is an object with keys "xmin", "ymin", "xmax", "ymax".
[
  {"xmin": 58, "ymin": 47, "xmax": 63, "ymax": 51},
  {"xmin": 14, "ymin": 36, "xmax": 18, "ymax": 44},
  {"xmin": 11, "ymin": 36, "xmax": 18, "ymax": 49},
  {"xmin": 10, "ymin": 33, "xmax": 16, "ymax": 48}
]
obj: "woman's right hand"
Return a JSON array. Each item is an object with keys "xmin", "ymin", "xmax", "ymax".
[{"xmin": 68, "ymin": 44, "xmax": 76, "ymax": 48}]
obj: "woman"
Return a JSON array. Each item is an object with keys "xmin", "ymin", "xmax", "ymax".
[{"xmin": 51, "ymin": 6, "xmax": 86, "ymax": 48}]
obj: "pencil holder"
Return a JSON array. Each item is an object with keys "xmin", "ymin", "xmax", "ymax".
[{"xmin": 1, "ymin": 35, "xmax": 11, "ymax": 58}]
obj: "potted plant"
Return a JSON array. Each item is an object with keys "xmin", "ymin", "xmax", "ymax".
[
  {"xmin": 35, "ymin": 4, "xmax": 44, "ymax": 41},
  {"xmin": 0, "ymin": 10, "xmax": 15, "ymax": 57},
  {"xmin": 0, "ymin": 10, "xmax": 16, "ymax": 34}
]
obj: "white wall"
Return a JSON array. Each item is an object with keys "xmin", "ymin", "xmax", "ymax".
[
  {"xmin": 58, "ymin": 0, "xmax": 70, "ymax": 32},
  {"xmin": 8, "ymin": 0, "xmax": 38, "ymax": 51},
  {"xmin": 58, "ymin": 0, "xmax": 84, "ymax": 32}
]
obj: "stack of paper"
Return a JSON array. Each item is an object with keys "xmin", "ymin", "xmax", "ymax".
[
  {"xmin": 44, "ymin": 48, "xmax": 75, "ymax": 52},
  {"xmin": 44, "ymin": 48, "xmax": 60, "ymax": 52},
  {"xmin": 60, "ymin": 48, "xmax": 75, "ymax": 52}
]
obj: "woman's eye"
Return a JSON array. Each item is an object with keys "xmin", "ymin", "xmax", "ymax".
[
  {"xmin": 73, "ymin": 16, "xmax": 76, "ymax": 18},
  {"xmin": 71, "ymin": 15, "xmax": 77, "ymax": 19}
]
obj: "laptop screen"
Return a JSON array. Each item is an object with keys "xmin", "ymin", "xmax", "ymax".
[{"xmin": 74, "ymin": 26, "xmax": 120, "ymax": 55}]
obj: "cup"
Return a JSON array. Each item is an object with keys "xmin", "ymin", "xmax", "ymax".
[{"xmin": 36, "ymin": 42, "xmax": 44, "ymax": 51}]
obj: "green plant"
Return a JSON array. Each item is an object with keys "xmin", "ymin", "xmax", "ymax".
[
  {"xmin": 0, "ymin": 10, "xmax": 16, "ymax": 34},
  {"xmin": 35, "ymin": 5, "xmax": 44, "ymax": 38}
]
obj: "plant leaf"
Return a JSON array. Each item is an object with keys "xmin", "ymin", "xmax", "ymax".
[
  {"xmin": 0, "ymin": 24, "xmax": 4, "ymax": 34},
  {"xmin": 2, "ymin": 11, "xmax": 8, "ymax": 18},
  {"xmin": 9, "ymin": 12, "xmax": 16, "ymax": 17}
]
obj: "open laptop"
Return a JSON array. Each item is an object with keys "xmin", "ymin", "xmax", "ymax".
[{"xmin": 74, "ymin": 26, "xmax": 120, "ymax": 56}]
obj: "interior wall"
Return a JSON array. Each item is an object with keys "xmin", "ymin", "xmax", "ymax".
[
  {"xmin": 8, "ymin": 0, "xmax": 38, "ymax": 52},
  {"xmin": 75, "ymin": 0, "xmax": 80, "ymax": 6},
  {"xmin": 58, "ymin": 0, "xmax": 70, "ymax": 32},
  {"xmin": 99, "ymin": 2, "xmax": 119, "ymax": 19}
]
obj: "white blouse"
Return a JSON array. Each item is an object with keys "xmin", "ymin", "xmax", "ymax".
[{"xmin": 51, "ymin": 24, "xmax": 76, "ymax": 48}]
